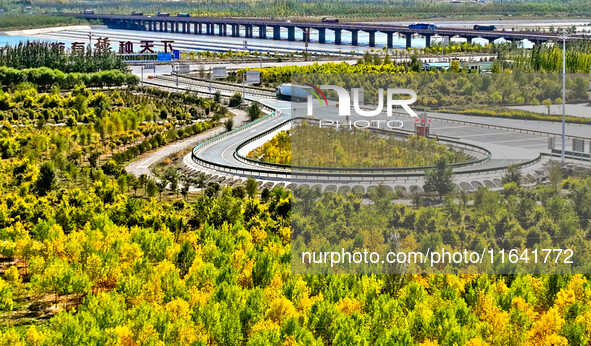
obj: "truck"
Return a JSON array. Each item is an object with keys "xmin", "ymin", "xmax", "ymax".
[
  {"xmin": 408, "ymin": 23, "xmax": 436, "ymax": 30},
  {"xmin": 321, "ymin": 17, "xmax": 339, "ymax": 24},
  {"xmin": 276, "ymin": 84, "xmax": 313, "ymax": 101},
  {"xmin": 131, "ymin": 11, "xmax": 143, "ymax": 16},
  {"xmin": 177, "ymin": 13, "xmax": 190, "ymax": 17},
  {"xmin": 473, "ymin": 24, "xmax": 495, "ymax": 31},
  {"xmin": 157, "ymin": 12, "xmax": 170, "ymax": 17},
  {"xmin": 83, "ymin": 9, "xmax": 95, "ymax": 15}
]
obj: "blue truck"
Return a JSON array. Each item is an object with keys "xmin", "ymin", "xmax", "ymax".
[{"xmin": 408, "ymin": 23, "xmax": 436, "ymax": 30}]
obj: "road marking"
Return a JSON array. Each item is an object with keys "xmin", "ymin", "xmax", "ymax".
[
  {"xmin": 489, "ymin": 136, "xmax": 547, "ymax": 144},
  {"xmin": 457, "ymin": 132, "xmax": 509, "ymax": 138}
]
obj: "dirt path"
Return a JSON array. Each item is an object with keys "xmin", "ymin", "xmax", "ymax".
[{"xmin": 125, "ymin": 109, "xmax": 248, "ymax": 177}]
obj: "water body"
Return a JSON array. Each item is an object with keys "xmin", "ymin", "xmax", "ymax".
[
  {"xmin": 29, "ymin": 27, "xmax": 523, "ymax": 55},
  {"xmin": 0, "ymin": 35, "xmax": 71, "ymax": 46}
]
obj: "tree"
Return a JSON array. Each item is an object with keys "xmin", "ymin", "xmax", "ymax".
[
  {"xmin": 246, "ymin": 178, "xmax": 258, "ymax": 199},
  {"xmin": 450, "ymin": 60, "xmax": 460, "ymax": 73},
  {"xmin": 88, "ymin": 151, "xmax": 101, "ymax": 168},
  {"xmin": 247, "ymin": 101, "xmax": 262, "ymax": 121},
  {"xmin": 502, "ymin": 164, "xmax": 522, "ymax": 186},
  {"xmin": 175, "ymin": 240, "xmax": 195, "ymax": 277},
  {"xmin": 548, "ymin": 161, "xmax": 563, "ymax": 192},
  {"xmin": 35, "ymin": 162, "xmax": 56, "ymax": 196},
  {"xmin": 146, "ymin": 178, "xmax": 158, "ymax": 198},
  {"xmin": 543, "ymin": 99, "xmax": 552, "ymax": 114},
  {"xmin": 424, "ymin": 157, "xmax": 454, "ymax": 200},
  {"xmin": 164, "ymin": 167, "xmax": 179, "ymax": 194},
  {"xmin": 229, "ymin": 92, "xmax": 242, "ymax": 107},
  {"xmin": 225, "ymin": 118, "xmax": 234, "ymax": 132},
  {"xmin": 138, "ymin": 174, "xmax": 148, "ymax": 193},
  {"xmin": 156, "ymin": 179, "xmax": 168, "ymax": 201},
  {"xmin": 180, "ymin": 184, "xmax": 190, "ymax": 200},
  {"xmin": 128, "ymin": 174, "xmax": 139, "ymax": 195}
]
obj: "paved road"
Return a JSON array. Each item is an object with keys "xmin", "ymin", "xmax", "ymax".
[
  {"xmin": 125, "ymin": 110, "xmax": 249, "ymax": 177},
  {"xmin": 138, "ymin": 76, "xmax": 591, "ymax": 188}
]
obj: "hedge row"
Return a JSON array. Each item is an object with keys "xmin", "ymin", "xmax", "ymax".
[{"xmin": 0, "ymin": 66, "xmax": 139, "ymax": 89}]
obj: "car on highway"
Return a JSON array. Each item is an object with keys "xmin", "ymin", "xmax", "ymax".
[
  {"xmin": 83, "ymin": 9, "xmax": 95, "ymax": 15},
  {"xmin": 321, "ymin": 17, "xmax": 340, "ymax": 23}
]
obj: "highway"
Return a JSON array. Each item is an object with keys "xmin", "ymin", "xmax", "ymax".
[
  {"xmin": 69, "ymin": 13, "xmax": 584, "ymax": 47},
  {"xmin": 140, "ymin": 75, "xmax": 591, "ymax": 193}
]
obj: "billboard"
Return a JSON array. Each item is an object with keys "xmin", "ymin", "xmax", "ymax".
[
  {"xmin": 246, "ymin": 70, "xmax": 260, "ymax": 84},
  {"xmin": 212, "ymin": 66, "xmax": 227, "ymax": 79},
  {"xmin": 177, "ymin": 64, "xmax": 190, "ymax": 74},
  {"xmin": 157, "ymin": 53, "xmax": 172, "ymax": 61},
  {"xmin": 573, "ymin": 138, "xmax": 585, "ymax": 152}
]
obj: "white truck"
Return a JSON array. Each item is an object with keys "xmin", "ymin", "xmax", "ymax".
[{"xmin": 276, "ymin": 84, "xmax": 313, "ymax": 101}]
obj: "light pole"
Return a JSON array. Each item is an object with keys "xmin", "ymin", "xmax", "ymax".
[
  {"xmin": 88, "ymin": 32, "xmax": 94, "ymax": 54},
  {"xmin": 561, "ymin": 32, "xmax": 567, "ymax": 163}
]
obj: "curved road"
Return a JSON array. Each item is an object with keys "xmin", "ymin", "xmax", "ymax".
[{"xmin": 137, "ymin": 76, "xmax": 591, "ymax": 190}]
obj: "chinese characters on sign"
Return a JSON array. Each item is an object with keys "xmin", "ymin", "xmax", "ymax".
[
  {"xmin": 119, "ymin": 41, "xmax": 134, "ymax": 54},
  {"xmin": 94, "ymin": 37, "xmax": 111, "ymax": 51},
  {"xmin": 53, "ymin": 38, "xmax": 176, "ymax": 56}
]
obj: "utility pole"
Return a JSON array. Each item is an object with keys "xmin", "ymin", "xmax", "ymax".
[
  {"xmin": 561, "ymin": 32, "xmax": 567, "ymax": 163},
  {"xmin": 209, "ymin": 66, "xmax": 213, "ymax": 97},
  {"xmin": 242, "ymin": 70, "xmax": 246, "ymax": 99}
]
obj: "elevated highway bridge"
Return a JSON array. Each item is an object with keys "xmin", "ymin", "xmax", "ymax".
[{"xmin": 65, "ymin": 13, "xmax": 584, "ymax": 49}]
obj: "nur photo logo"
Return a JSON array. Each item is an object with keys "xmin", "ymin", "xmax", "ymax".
[{"xmin": 306, "ymin": 85, "xmax": 419, "ymax": 118}]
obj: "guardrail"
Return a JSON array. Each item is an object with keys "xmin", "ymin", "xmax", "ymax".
[
  {"xmin": 146, "ymin": 76, "xmax": 555, "ymax": 182},
  {"xmin": 232, "ymin": 117, "xmax": 493, "ymax": 174},
  {"xmin": 425, "ymin": 112, "xmax": 591, "ymax": 141},
  {"xmin": 156, "ymin": 75, "xmax": 275, "ymax": 99},
  {"xmin": 191, "ymin": 113, "xmax": 547, "ymax": 182}
]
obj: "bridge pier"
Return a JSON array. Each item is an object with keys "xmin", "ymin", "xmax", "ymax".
[
  {"xmin": 272, "ymin": 26, "xmax": 281, "ymax": 40},
  {"xmin": 424, "ymin": 34, "xmax": 431, "ymax": 48},
  {"xmin": 368, "ymin": 30, "xmax": 376, "ymax": 47},
  {"xmin": 160, "ymin": 21, "xmax": 165, "ymax": 32},
  {"xmin": 287, "ymin": 27, "xmax": 295, "ymax": 41},
  {"xmin": 350, "ymin": 30, "xmax": 358, "ymax": 45},
  {"xmin": 386, "ymin": 32, "xmax": 394, "ymax": 48},
  {"xmin": 217, "ymin": 23, "xmax": 225, "ymax": 36},
  {"xmin": 301, "ymin": 28, "xmax": 309, "ymax": 41},
  {"xmin": 405, "ymin": 33, "xmax": 412, "ymax": 49},
  {"xmin": 245, "ymin": 25, "xmax": 254, "ymax": 38},
  {"xmin": 148, "ymin": 21, "xmax": 153, "ymax": 31},
  {"xmin": 257, "ymin": 25, "xmax": 267, "ymax": 39},
  {"xmin": 334, "ymin": 29, "xmax": 342, "ymax": 44},
  {"xmin": 465, "ymin": 36, "xmax": 475, "ymax": 44},
  {"xmin": 318, "ymin": 28, "xmax": 326, "ymax": 43}
]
